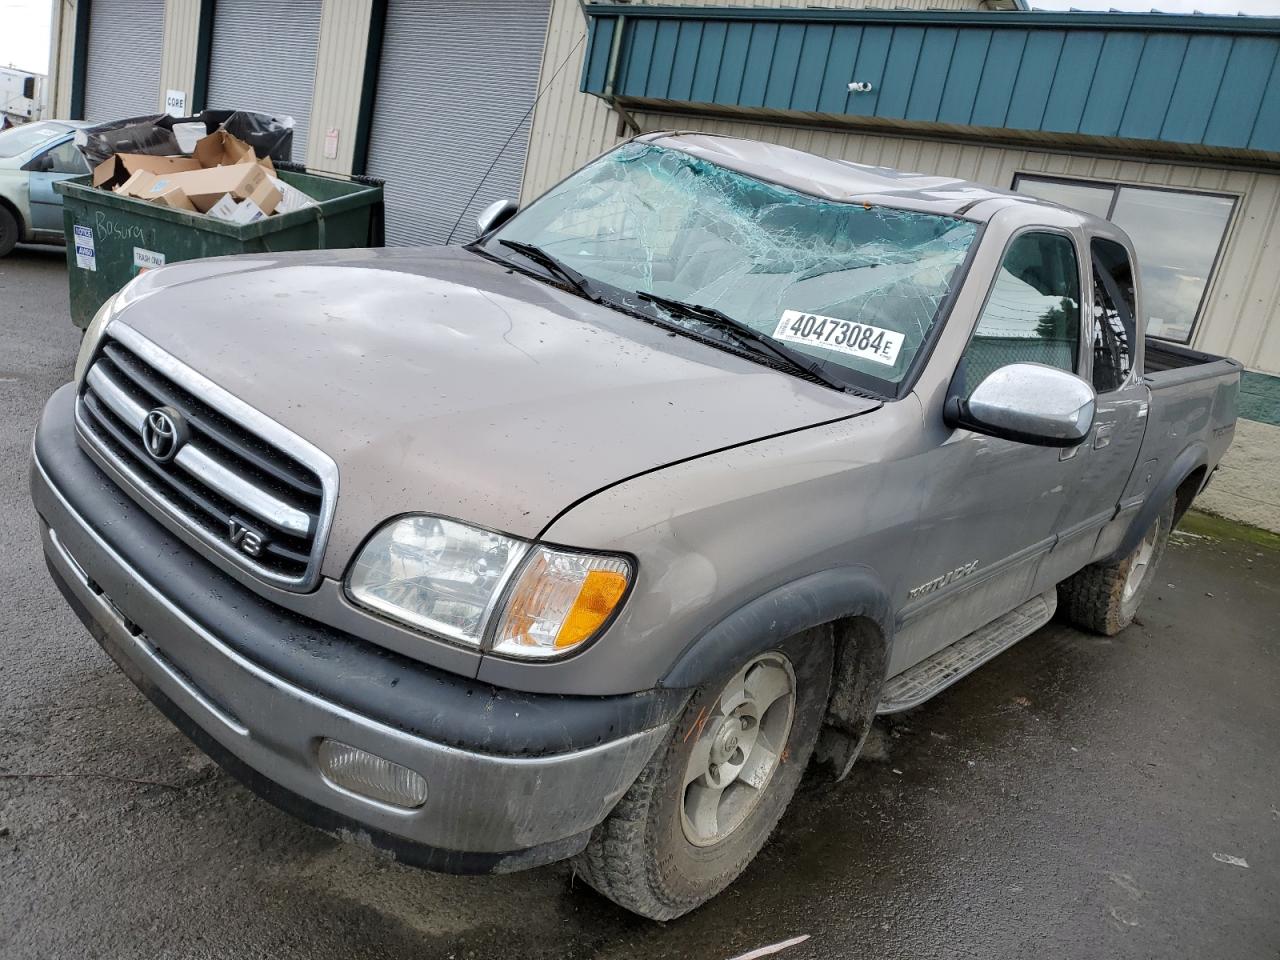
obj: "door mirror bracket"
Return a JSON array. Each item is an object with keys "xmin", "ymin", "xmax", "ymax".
[{"xmin": 946, "ymin": 362, "xmax": 1096, "ymax": 448}]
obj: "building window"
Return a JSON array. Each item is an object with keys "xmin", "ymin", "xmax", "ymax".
[{"xmin": 1013, "ymin": 176, "xmax": 1235, "ymax": 344}]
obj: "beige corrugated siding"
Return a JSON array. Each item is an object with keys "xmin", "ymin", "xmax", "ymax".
[
  {"xmin": 520, "ymin": 0, "xmax": 986, "ymax": 203},
  {"xmin": 307, "ymin": 0, "xmax": 372, "ymax": 173},
  {"xmin": 159, "ymin": 0, "xmax": 201, "ymax": 111},
  {"xmin": 49, "ymin": 0, "xmax": 77, "ymax": 118}
]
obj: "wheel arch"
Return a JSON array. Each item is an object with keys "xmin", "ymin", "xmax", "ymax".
[
  {"xmin": 1103, "ymin": 441, "xmax": 1208, "ymax": 564},
  {"xmin": 659, "ymin": 567, "xmax": 894, "ymax": 782},
  {"xmin": 659, "ymin": 565, "xmax": 893, "ymax": 691}
]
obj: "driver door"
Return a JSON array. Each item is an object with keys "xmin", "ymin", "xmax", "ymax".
[
  {"xmin": 25, "ymin": 138, "xmax": 89, "ymax": 233},
  {"xmin": 890, "ymin": 229, "xmax": 1088, "ymax": 676}
]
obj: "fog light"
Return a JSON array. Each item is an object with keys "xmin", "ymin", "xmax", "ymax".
[{"xmin": 317, "ymin": 739, "xmax": 428, "ymax": 809}]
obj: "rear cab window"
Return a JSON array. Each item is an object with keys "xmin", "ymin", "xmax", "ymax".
[{"xmin": 1089, "ymin": 238, "xmax": 1137, "ymax": 393}]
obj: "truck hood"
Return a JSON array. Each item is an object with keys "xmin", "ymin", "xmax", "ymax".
[{"xmin": 114, "ymin": 246, "xmax": 878, "ymax": 574}]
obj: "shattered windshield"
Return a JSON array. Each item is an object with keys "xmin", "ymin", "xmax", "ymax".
[{"xmin": 489, "ymin": 142, "xmax": 978, "ymax": 389}]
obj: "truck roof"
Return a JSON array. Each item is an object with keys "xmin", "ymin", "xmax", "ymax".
[{"xmin": 643, "ymin": 131, "xmax": 1108, "ymax": 229}]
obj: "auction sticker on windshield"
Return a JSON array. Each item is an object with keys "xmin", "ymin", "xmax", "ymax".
[{"xmin": 772, "ymin": 310, "xmax": 903, "ymax": 366}]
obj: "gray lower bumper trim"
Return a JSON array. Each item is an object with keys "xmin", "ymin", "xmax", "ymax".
[{"xmin": 34, "ymin": 454, "xmax": 668, "ymax": 857}]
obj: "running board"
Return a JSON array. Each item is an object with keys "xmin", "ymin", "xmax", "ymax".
[{"xmin": 877, "ymin": 590, "xmax": 1057, "ymax": 715}]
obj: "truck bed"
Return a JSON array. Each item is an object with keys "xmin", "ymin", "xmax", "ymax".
[{"xmin": 1145, "ymin": 338, "xmax": 1236, "ymax": 377}]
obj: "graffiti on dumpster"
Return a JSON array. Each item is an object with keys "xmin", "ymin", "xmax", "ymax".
[{"xmin": 93, "ymin": 210, "xmax": 157, "ymax": 249}]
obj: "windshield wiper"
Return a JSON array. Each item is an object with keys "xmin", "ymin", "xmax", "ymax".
[
  {"xmin": 636, "ymin": 291, "xmax": 846, "ymax": 392},
  {"xmin": 498, "ymin": 239, "xmax": 599, "ymax": 302}
]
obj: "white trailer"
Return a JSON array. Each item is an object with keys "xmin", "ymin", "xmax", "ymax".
[{"xmin": 0, "ymin": 67, "xmax": 46, "ymax": 124}]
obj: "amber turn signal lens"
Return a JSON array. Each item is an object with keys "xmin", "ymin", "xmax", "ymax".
[
  {"xmin": 556, "ymin": 569, "xmax": 629, "ymax": 649},
  {"xmin": 492, "ymin": 548, "xmax": 632, "ymax": 659}
]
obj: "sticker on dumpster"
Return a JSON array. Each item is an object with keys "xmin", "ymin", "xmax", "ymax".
[
  {"xmin": 133, "ymin": 248, "xmax": 165, "ymax": 273},
  {"xmin": 73, "ymin": 225, "xmax": 96, "ymax": 272}
]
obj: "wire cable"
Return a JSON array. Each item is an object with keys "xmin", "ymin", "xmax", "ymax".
[{"xmin": 444, "ymin": 32, "xmax": 587, "ymax": 245}]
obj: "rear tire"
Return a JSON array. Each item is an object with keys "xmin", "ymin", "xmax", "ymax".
[
  {"xmin": 1058, "ymin": 498, "xmax": 1174, "ymax": 636},
  {"xmin": 0, "ymin": 205, "xmax": 19, "ymax": 258},
  {"xmin": 573, "ymin": 626, "xmax": 834, "ymax": 920}
]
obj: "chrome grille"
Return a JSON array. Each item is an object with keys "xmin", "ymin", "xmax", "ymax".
[{"xmin": 75, "ymin": 323, "xmax": 337, "ymax": 591}]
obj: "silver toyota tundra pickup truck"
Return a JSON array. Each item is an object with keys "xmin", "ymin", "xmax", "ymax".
[{"xmin": 31, "ymin": 133, "xmax": 1240, "ymax": 920}]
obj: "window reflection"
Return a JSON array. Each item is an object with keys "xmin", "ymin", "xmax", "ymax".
[
  {"xmin": 1012, "ymin": 176, "xmax": 1234, "ymax": 344},
  {"xmin": 962, "ymin": 231, "xmax": 1080, "ymax": 395},
  {"xmin": 1110, "ymin": 187, "xmax": 1233, "ymax": 342},
  {"xmin": 1015, "ymin": 179, "xmax": 1113, "ymax": 219}
]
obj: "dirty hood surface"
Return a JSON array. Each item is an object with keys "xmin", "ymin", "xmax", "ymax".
[{"xmin": 114, "ymin": 246, "xmax": 877, "ymax": 573}]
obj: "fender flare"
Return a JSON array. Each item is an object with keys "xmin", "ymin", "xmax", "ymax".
[
  {"xmin": 1103, "ymin": 441, "xmax": 1207, "ymax": 564},
  {"xmin": 659, "ymin": 566, "xmax": 894, "ymax": 690}
]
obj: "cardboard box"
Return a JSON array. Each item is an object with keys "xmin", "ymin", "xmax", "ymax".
[
  {"xmin": 159, "ymin": 162, "xmax": 280, "ymax": 214},
  {"xmin": 269, "ymin": 176, "xmax": 317, "ymax": 215},
  {"xmin": 205, "ymin": 173, "xmax": 283, "ymax": 223},
  {"xmin": 193, "ymin": 129, "xmax": 274, "ymax": 173},
  {"xmin": 92, "ymin": 152, "xmax": 201, "ymax": 190},
  {"xmin": 149, "ymin": 184, "xmax": 197, "ymax": 212},
  {"xmin": 114, "ymin": 169, "xmax": 197, "ymax": 212},
  {"xmin": 206, "ymin": 193, "xmax": 269, "ymax": 225}
]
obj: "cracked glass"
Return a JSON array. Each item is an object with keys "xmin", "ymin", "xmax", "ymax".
[{"xmin": 490, "ymin": 143, "xmax": 978, "ymax": 388}]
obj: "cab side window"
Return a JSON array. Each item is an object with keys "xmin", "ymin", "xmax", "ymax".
[
  {"xmin": 1090, "ymin": 238, "xmax": 1136, "ymax": 393},
  {"xmin": 960, "ymin": 231, "xmax": 1081, "ymax": 396}
]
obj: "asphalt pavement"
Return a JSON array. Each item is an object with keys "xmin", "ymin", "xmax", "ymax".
[{"xmin": 1, "ymin": 244, "xmax": 1277, "ymax": 959}]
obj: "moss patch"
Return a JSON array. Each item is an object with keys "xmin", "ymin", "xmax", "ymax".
[{"xmin": 1178, "ymin": 509, "xmax": 1280, "ymax": 551}]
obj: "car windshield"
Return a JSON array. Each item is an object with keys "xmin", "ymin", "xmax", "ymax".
[
  {"xmin": 488, "ymin": 142, "xmax": 979, "ymax": 389},
  {"xmin": 0, "ymin": 122, "xmax": 69, "ymax": 159}
]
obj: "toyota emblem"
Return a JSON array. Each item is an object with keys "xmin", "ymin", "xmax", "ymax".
[{"xmin": 142, "ymin": 407, "xmax": 188, "ymax": 463}]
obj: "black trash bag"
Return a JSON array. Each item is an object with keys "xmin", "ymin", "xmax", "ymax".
[{"xmin": 75, "ymin": 110, "xmax": 295, "ymax": 168}]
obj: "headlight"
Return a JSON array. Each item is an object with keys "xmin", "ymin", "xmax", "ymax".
[
  {"xmin": 74, "ymin": 293, "xmax": 117, "ymax": 383},
  {"xmin": 345, "ymin": 515, "xmax": 632, "ymax": 659},
  {"xmin": 347, "ymin": 516, "xmax": 527, "ymax": 646}
]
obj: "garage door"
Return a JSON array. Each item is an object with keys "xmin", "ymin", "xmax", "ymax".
[
  {"xmin": 365, "ymin": 0, "xmax": 552, "ymax": 246},
  {"xmin": 82, "ymin": 0, "xmax": 165, "ymax": 121},
  {"xmin": 205, "ymin": 0, "xmax": 322, "ymax": 162}
]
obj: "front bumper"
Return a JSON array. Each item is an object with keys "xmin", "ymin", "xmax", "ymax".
[{"xmin": 32, "ymin": 384, "xmax": 678, "ymax": 873}]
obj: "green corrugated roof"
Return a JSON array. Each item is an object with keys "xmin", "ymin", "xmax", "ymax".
[{"xmin": 581, "ymin": 5, "xmax": 1280, "ymax": 157}]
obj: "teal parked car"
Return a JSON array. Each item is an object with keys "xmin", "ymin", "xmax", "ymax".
[{"xmin": 0, "ymin": 120, "xmax": 92, "ymax": 257}]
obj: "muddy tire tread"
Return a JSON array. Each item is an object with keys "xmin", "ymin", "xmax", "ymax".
[{"xmin": 1058, "ymin": 499, "xmax": 1173, "ymax": 636}]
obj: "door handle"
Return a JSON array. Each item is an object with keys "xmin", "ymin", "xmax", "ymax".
[{"xmin": 1093, "ymin": 423, "xmax": 1114, "ymax": 450}]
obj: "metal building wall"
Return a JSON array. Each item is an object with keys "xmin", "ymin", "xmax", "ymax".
[
  {"xmin": 306, "ymin": 0, "xmax": 373, "ymax": 174},
  {"xmin": 520, "ymin": 0, "xmax": 987, "ymax": 203},
  {"xmin": 621, "ymin": 110, "xmax": 1280, "ymax": 375},
  {"xmin": 158, "ymin": 0, "xmax": 201, "ymax": 111},
  {"xmin": 48, "ymin": 0, "xmax": 77, "ymax": 118},
  {"xmin": 205, "ymin": 0, "xmax": 324, "ymax": 161},
  {"xmin": 82, "ymin": 0, "xmax": 166, "ymax": 120},
  {"xmin": 364, "ymin": 0, "xmax": 553, "ymax": 246}
]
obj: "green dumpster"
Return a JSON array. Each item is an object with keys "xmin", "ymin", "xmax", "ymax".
[{"xmin": 55, "ymin": 168, "xmax": 384, "ymax": 328}]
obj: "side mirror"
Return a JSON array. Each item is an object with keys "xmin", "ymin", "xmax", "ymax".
[
  {"xmin": 948, "ymin": 362, "xmax": 1096, "ymax": 447},
  {"xmin": 475, "ymin": 198, "xmax": 518, "ymax": 238},
  {"xmin": 22, "ymin": 152, "xmax": 52, "ymax": 173}
]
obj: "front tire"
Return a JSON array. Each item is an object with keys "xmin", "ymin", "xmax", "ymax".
[
  {"xmin": 0, "ymin": 205, "xmax": 19, "ymax": 258},
  {"xmin": 1058, "ymin": 498, "xmax": 1174, "ymax": 636},
  {"xmin": 573, "ymin": 627, "xmax": 834, "ymax": 920}
]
